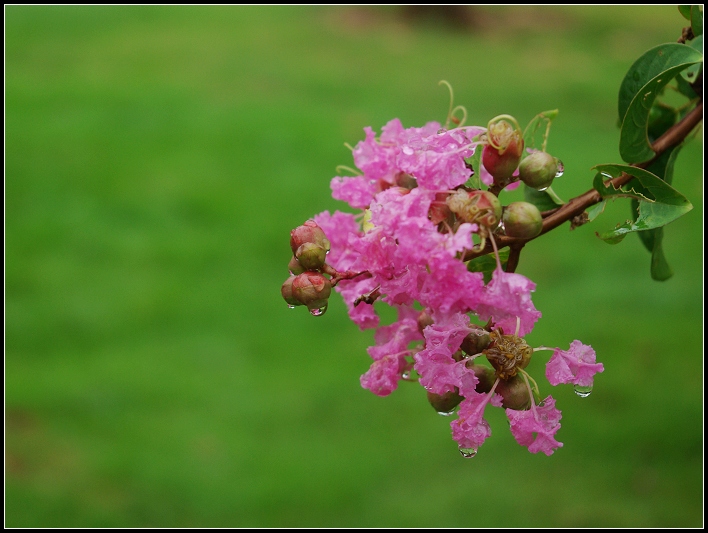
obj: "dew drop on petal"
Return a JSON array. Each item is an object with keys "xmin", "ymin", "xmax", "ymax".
[
  {"xmin": 309, "ymin": 305, "xmax": 328, "ymax": 317},
  {"xmin": 459, "ymin": 447, "xmax": 477, "ymax": 458},
  {"xmin": 573, "ymin": 384, "xmax": 593, "ymax": 397},
  {"xmin": 555, "ymin": 159, "xmax": 565, "ymax": 178}
]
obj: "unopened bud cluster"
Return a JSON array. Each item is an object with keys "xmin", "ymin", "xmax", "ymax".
[{"xmin": 282, "ymin": 220, "xmax": 333, "ymax": 316}]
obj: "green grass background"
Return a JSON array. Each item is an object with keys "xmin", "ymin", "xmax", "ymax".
[{"xmin": 5, "ymin": 5, "xmax": 703, "ymax": 527}]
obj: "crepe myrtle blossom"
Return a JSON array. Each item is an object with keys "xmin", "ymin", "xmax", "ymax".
[{"xmin": 281, "ymin": 114, "xmax": 602, "ymax": 457}]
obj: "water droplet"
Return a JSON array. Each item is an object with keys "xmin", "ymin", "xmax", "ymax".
[
  {"xmin": 573, "ymin": 384, "xmax": 593, "ymax": 398},
  {"xmin": 555, "ymin": 159, "xmax": 564, "ymax": 178},
  {"xmin": 437, "ymin": 409, "xmax": 456, "ymax": 417},
  {"xmin": 287, "ymin": 304, "xmax": 296, "ymax": 309},
  {"xmin": 309, "ymin": 305, "xmax": 328, "ymax": 317},
  {"xmin": 459, "ymin": 447, "xmax": 477, "ymax": 458},
  {"xmin": 437, "ymin": 128, "xmax": 446, "ymax": 135},
  {"xmin": 401, "ymin": 371, "xmax": 411, "ymax": 380},
  {"xmin": 537, "ymin": 186, "xmax": 548, "ymax": 192}
]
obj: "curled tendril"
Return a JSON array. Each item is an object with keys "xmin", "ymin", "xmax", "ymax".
[
  {"xmin": 335, "ymin": 165, "xmax": 362, "ymax": 176},
  {"xmin": 439, "ymin": 80, "xmax": 469, "ymax": 130}
]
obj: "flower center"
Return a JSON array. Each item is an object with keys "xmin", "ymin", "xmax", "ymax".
[{"xmin": 484, "ymin": 330, "xmax": 533, "ymax": 380}]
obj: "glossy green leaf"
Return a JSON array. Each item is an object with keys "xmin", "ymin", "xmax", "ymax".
[
  {"xmin": 592, "ymin": 164, "xmax": 692, "ymax": 244},
  {"xmin": 617, "ymin": 43, "xmax": 702, "ymax": 125},
  {"xmin": 467, "ymin": 248, "xmax": 509, "ymax": 284},
  {"xmin": 682, "ymin": 35, "xmax": 703, "ymax": 83},
  {"xmin": 522, "ymin": 109, "xmax": 558, "ymax": 152},
  {"xmin": 675, "ymin": 72, "xmax": 698, "ymax": 98},
  {"xmin": 523, "ymin": 185, "xmax": 562, "ymax": 212},
  {"xmin": 618, "ymin": 46, "xmax": 702, "ymax": 163},
  {"xmin": 691, "ymin": 5, "xmax": 703, "ymax": 37},
  {"xmin": 631, "ymin": 145, "xmax": 681, "ymax": 280},
  {"xmin": 679, "ymin": 5, "xmax": 692, "ymax": 20}
]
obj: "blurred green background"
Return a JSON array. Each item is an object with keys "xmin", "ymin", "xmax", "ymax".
[{"xmin": 5, "ymin": 5, "xmax": 703, "ymax": 527}]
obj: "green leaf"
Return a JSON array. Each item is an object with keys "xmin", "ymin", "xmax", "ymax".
[
  {"xmin": 592, "ymin": 164, "xmax": 693, "ymax": 244},
  {"xmin": 586, "ymin": 201, "xmax": 606, "ymax": 222},
  {"xmin": 679, "ymin": 5, "xmax": 692, "ymax": 20},
  {"xmin": 467, "ymin": 248, "xmax": 509, "ymax": 284},
  {"xmin": 691, "ymin": 5, "xmax": 703, "ymax": 37},
  {"xmin": 675, "ymin": 72, "xmax": 698, "ymax": 98},
  {"xmin": 630, "ymin": 145, "xmax": 681, "ymax": 280},
  {"xmin": 523, "ymin": 185, "xmax": 562, "ymax": 212},
  {"xmin": 465, "ymin": 148, "xmax": 482, "ymax": 189},
  {"xmin": 618, "ymin": 45, "xmax": 702, "ymax": 163},
  {"xmin": 682, "ymin": 35, "xmax": 704, "ymax": 83},
  {"xmin": 522, "ymin": 109, "xmax": 559, "ymax": 152}
]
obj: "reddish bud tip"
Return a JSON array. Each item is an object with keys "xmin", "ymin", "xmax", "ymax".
[
  {"xmin": 290, "ymin": 220, "xmax": 331, "ymax": 255},
  {"xmin": 482, "ymin": 120, "xmax": 524, "ymax": 183},
  {"xmin": 291, "ymin": 272, "xmax": 332, "ymax": 310}
]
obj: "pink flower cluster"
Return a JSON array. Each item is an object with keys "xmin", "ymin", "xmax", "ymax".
[{"xmin": 303, "ymin": 118, "xmax": 603, "ymax": 456}]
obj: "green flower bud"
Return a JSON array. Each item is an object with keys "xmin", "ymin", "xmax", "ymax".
[
  {"xmin": 290, "ymin": 220, "xmax": 331, "ymax": 255},
  {"xmin": 460, "ymin": 328, "xmax": 491, "ymax": 356},
  {"xmin": 427, "ymin": 389, "xmax": 464, "ymax": 415},
  {"xmin": 502, "ymin": 201, "xmax": 543, "ymax": 239},
  {"xmin": 288, "ymin": 256, "xmax": 305, "ymax": 275},
  {"xmin": 518, "ymin": 152, "xmax": 558, "ymax": 191},
  {"xmin": 295, "ymin": 242, "xmax": 327, "ymax": 271},
  {"xmin": 465, "ymin": 362, "xmax": 497, "ymax": 394},
  {"xmin": 495, "ymin": 375, "xmax": 532, "ymax": 410},
  {"xmin": 446, "ymin": 189, "xmax": 502, "ymax": 229}
]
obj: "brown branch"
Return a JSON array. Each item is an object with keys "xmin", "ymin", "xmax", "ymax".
[{"xmin": 463, "ymin": 101, "xmax": 703, "ymax": 262}]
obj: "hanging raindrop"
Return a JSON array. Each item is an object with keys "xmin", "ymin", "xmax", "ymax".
[
  {"xmin": 309, "ymin": 305, "xmax": 328, "ymax": 317},
  {"xmin": 459, "ymin": 447, "xmax": 477, "ymax": 458},
  {"xmin": 555, "ymin": 159, "xmax": 565, "ymax": 178},
  {"xmin": 573, "ymin": 384, "xmax": 593, "ymax": 398}
]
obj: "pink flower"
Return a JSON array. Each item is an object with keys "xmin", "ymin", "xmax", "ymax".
[
  {"xmin": 451, "ymin": 393, "xmax": 493, "ymax": 451},
  {"xmin": 476, "ymin": 268, "xmax": 541, "ymax": 336},
  {"xmin": 506, "ymin": 396, "xmax": 563, "ymax": 456},
  {"xmin": 330, "ymin": 176, "xmax": 378, "ymax": 209},
  {"xmin": 360, "ymin": 354, "xmax": 404, "ymax": 397},
  {"xmin": 546, "ymin": 340, "xmax": 604, "ymax": 387}
]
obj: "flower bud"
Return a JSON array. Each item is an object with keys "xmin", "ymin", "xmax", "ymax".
[
  {"xmin": 429, "ymin": 192, "xmax": 453, "ymax": 225},
  {"xmin": 495, "ymin": 375, "xmax": 532, "ymax": 410},
  {"xmin": 518, "ymin": 152, "xmax": 558, "ymax": 191},
  {"xmin": 465, "ymin": 362, "xmax": 496, "ymax": 394},
  {"xmin": 460, "ymin": 328, "xmax": 491, "ymax": 356},
  {"xmin": 281, "ymin": 275, "xmax": 303, "ymax": 307},
  {"xmin": 502, "ymin": 201, "xmax": 543, "ymax": 239},
  {"xmin": 446, "ymin": 189, "xmax": 502, "ymax": 229},
  {"xmin": 482, "ymin": 119, "xmax": 524, "ymax": 184},
  {"xmin": 291, "ymin": 272, "xmax": 332, "ymax": 311},
  {"xmin": 288, "ymin": 256, "xmax": 305, "ymax": 275},
  {"xmin": 290, "ymin": 220, "xmax": 331, "ymax": 255},
  {"xmin": 427, "ymin": 389, "xmax": 464, "ymax": 415},
  {"xmin": 295, "ymin": 242, "xmax": 327, "ymax": 271}
]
